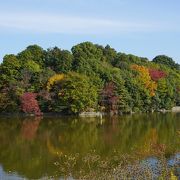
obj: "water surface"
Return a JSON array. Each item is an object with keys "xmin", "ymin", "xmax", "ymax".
[{"xmin": 0, "ymin": 113, "xmax": 179, "ymax": 179}]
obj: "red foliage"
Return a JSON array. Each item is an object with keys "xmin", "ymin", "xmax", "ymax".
[
  {"xmin": 101, "ymin": 82, "xmax": 119, "ymax": 113},
  {"xmin": 20, "ymin": 92, "xmax": 42, "ymax": 116},
  {"xmin": 149, "ymin": 69, "xmax": 167, "ymax": 81}
]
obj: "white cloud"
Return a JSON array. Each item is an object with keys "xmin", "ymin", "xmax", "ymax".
[{"xmin": 0, "ymin": 11, "xmax": 168, "ymax": 34}]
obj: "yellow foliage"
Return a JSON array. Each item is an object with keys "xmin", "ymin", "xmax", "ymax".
[
  {"xmin": 170, "ymin": 171, "xmax": 178, "ymax": 180},
  {"xmin": 47, "ymin": 74, "xmax": 64, "ymax": 91},
  {"xmin": 131, "ymin": 64, "xmax": 157, "ymax": 96}
]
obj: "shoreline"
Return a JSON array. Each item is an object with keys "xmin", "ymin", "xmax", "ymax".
[{"xmin": 0, "ymin": 106, "xmax": 180, "ymax": 118}]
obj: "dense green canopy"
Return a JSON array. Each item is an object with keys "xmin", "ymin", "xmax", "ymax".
[{"xmin": 0, "ymin": 42, "xmax": 179, "ymax": 114}]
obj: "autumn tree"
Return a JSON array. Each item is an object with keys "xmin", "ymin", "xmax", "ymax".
[
  {"xmin": 149, "ymin": 69, "xmax": 167, "ymax": 81},
  {"xmin": 47, "ymin": 74, "xmax": 65, "ymax": 91},
  {"xmin": 20, "ymin": 92, "xmax": 42, "ymax": 116},
  {"xmin": 100, "ymin": 82, "xmax": 119, "ymax": 114},
  {"xmin": 0, "ymin": 43, "xmax": 179, "ymax": 114},
  {"xmin": 131, "ymin": 64, "xmax": 157, "ymax": 96}
]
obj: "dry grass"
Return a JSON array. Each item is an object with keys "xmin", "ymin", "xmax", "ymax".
[{"xmin": 53, "ymin": 151, "xmax": 180, "ymax": 179}]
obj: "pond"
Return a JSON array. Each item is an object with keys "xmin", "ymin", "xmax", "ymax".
[{"xmin": 0, "ymin": 113, "xmax": 179, "ymax": 179}]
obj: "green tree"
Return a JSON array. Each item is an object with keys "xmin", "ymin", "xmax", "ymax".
[
  {"xmin": 101, "ymin": 44, "xmax": 117, "ymax": 64},
  {"xmin": 157, "ymin": 79, "xmax": 174, "ymax": 109},
  {"xmin": 152, "ymin": 55, "xmax": 179, "ymax": 70},
  {"xmin": 45, "ymin": 47, "xmax": 73, "ymax": 73},
  {"xmin": 0, "ymin": 42, "xmax": 179, "ymax": 114},
  {"xmin": 0, "ymin": 54, "xmax": 21, "ymax": 87},
  {"xmin": 18, "ymin": 45, "xmax": 45, "ymax": 67},
  {"xmin": 71, "ymin": 42, "xmax": 103, "ymax": 72},
  {"xmin": 48, "ymin": 72, "xmax": 98, "ymax": 113}
]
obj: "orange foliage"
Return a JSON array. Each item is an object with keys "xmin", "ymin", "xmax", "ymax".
[{"xmin": 131, "ymin": 64, "xmax": 157, "ymax": 96}]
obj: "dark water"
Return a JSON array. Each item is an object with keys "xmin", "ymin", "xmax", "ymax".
[{"xmin": 0, "ymin": 113, "xmax": 179, "ymax": 179}]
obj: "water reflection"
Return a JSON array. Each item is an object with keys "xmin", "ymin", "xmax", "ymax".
[
  {"xmin": 21, "ymin": 117, "xmax": 42, "ymax": 140},
  {"xmin": 0, "ymin": 113, "xmax": 179, "ymax": 179}
]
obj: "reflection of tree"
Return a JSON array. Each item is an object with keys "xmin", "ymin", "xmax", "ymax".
[
  {"xmin": 102, "ymin": 116, "xmax": 120, "ymax": 145},
  {"xmin": 137, "ymin": 128, "xmax": 166, "ymax": 156},
  {"xmin": 0, "ymin": 113, "xmax": 179, "ymax": 179},
  {"xmin": 21, "ymin": 117, "xmax": 42, "ymax": 140},
  {"xmin": 46, "ymin": 119, "xmax": 99, "ymax": 156},
  {"xmin": 0, "ymin": 117, "xmax": 59, "ymax": 179},
  {"xmin": 47, "ymin": 136, "xmax": 63, "ymax": 156}
]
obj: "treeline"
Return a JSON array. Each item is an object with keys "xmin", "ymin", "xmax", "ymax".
[{"xmin": 0, "ymin": 42, "xmax": 179, "ymax": 115}]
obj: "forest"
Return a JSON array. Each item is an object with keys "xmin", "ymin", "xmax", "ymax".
[{"xmin": 0, "ymin": 42, "xmax": 179, "ymax": 115}]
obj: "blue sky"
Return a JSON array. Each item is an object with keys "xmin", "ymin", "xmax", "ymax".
[{"xmin": 0, "ymin": 0, "xmax": 180, "ymax": 63}]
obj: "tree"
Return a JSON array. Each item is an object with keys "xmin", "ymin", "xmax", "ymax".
[
  {"xmin": 0, "ymin": 55, "xmax": 22, "ymax": 112},
  {"xmin": 156, "ymin": 79, "xmax": 174, "ymax": 109},
  {"xmin": 100, "ymin": 73, "xmax": 131, "ymax": 114},
  {"xmin": 34, "ymin": 68, "xmax": 56, "ymax": 91},
  {"xmin": 175, "ymin": 86, "xmax": 180, "ymax": 106},
  {"xmin": 102, "ymin": 45, "xmax": 117, "ymax": 64},
  {"xmin": 61, "ymin": 72, "xmax": 99, "ymax": 113},
  {"xmin": 0, "ymin": 54, "xmax": 21, "ymax": 87},
  {"xmin": 0, "ymin": 86, "xmax": 20, "ymax": 112},
  {"xmin": 112, "ymin": 53, "xmax": 129, "ymax": 70},
  {"xmin": 109, "ymin": 68, "xmax": 132, "ymax": 113},
  {"xmin": 71, "ymin": 42, "xmax": 103, "ymax": 73},
  {"xmin": 100, "ymin": 82, "xmax": 119, "ymax": 114},
  {"xmin": 0, "ymin": 42, "xmax": 179, "ymax": 114},
  {"xmin": 47, "ymin": 74, "xmax": 65, "ymax": 91},
  {"xmin": 18, "ymin": 45, "xmax": 45, "ymax": 66},
  {"xmin": 20, "ymin": 92, "xmax": 42, "ymax": 116},
  {"xmin": 23, "ymin": 60, "xmax": 41, "ymax": 73},
  {"xmin": 152, "ymin": 55, "xmax": 179, "ymax": 70},
  {"xmin": 149, "ymin": 69, "xmax": 167, "ymax": 81},
  {"xmin": 47, "ymin": 72, "xmax": 98, "ymax": 114},
  {"xmin": 45, "ymin": 47, "xmax": 73, "ymax": 73},
  {"xmin": 131, "ymin": 64, "xmax": 157, "ymax": 96}
]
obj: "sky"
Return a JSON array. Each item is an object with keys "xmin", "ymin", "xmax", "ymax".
[{"xmin": 0, "ymin": 0, "xmax": 180, "ymax": 63}]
